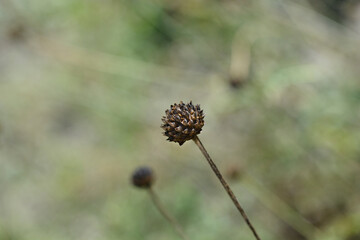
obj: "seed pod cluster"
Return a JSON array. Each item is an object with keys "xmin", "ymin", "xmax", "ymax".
[
  {"xmin": 161, "ymin": 101, "xmax": 205, "ymax": 145},
  {"xmin": 132, "ymin": 167, "xmax": 154, "ymax": 188}
]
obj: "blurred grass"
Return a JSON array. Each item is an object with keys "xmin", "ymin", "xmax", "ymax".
[{"xmin": 1, "ymin": 0, "xmax": 360, "ymax": 239}]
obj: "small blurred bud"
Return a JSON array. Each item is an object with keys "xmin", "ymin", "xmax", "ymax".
[{"xmin": 132, "ymin": 167, "xmax": 155, "ymax": 189}]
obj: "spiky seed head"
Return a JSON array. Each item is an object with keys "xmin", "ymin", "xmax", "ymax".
[
  {"xmin": 161, "ymin": 101, "xmax": 205, "ymax": 146},
  {"xmin": 131, "ymin": 166, "xmax": 154, "ymax": 189}
]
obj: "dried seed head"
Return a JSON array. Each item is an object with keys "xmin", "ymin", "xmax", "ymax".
[
  {"xmin": 161, "ymin": 101, "xmax": 205, "ymax": 145},
  {"xmin": 131, "ymin": 166, "xmax": 155, "ymax": 189}
]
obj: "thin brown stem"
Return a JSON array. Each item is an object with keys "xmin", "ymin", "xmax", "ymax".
[
  {"xmin": 148, "ymin": 188, "xmax": 190, "ymax": 240},
  {"xmin": 193, "ymin": 136, "xmax": 261, "ymax": 240}
]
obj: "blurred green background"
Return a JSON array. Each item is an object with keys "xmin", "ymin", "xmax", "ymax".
[{"xmin": 1, "ymin": 0, "xmax": 360, "ymax": 239}]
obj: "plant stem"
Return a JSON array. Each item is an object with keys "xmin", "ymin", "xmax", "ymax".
[
  {"xmin": 148, "ymin": 188, "xmax": 190, "ymax": 240},
  {"xmin": 193, "ymin": 136, "xmax": 261, "ymax": 240}
]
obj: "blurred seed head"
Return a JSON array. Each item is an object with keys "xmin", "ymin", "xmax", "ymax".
[
  {"xmin": 161, "ymin": 101, "xmax": 204, "ymax": 145},
  {"xmin": 131, "ymin": 166, "xmax": 155, "ymax": 189}
]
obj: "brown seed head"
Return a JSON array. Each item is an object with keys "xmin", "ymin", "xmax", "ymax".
[
  {"xmin": 161, "ymin": 101, "xmax": 204, "ymax": 145},
  {"xmin": 131, "ymin": 166, "xmax": 154, "ymax": 189}
]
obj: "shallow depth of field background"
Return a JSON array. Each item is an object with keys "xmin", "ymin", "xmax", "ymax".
[{"xmin": 1, "ymin": 0, "xmax": 360, "ymax": 240}]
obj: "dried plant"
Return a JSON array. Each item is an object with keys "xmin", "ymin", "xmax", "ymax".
[
  {"xmin": 161, "ymin": 101, "xmax": 204, "ymax": 146},
  {"xmin": 161, "ymin": 101, "xmax": 261, "ymax": 240},
  {"xmin": 131, "ymin": 166, "xmax": 190, "ymax": 240}
]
